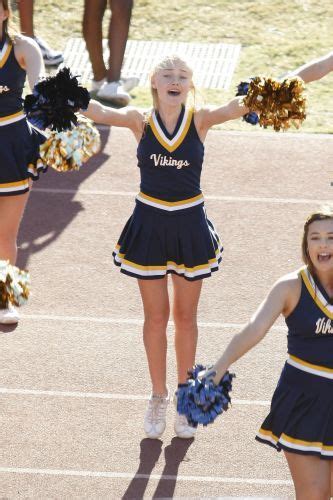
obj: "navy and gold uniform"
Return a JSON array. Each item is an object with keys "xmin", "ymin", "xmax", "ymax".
[
  {"xmin": 0, "ymin": 36, "xmax": 46, "ymax": 196},
  {"xmin": 112, "ymin": 106, "xmax": 223, "ymax": 280},
  {"xmin": 256, "ymin": 267, "xmax": 333, "ymax": 459}
]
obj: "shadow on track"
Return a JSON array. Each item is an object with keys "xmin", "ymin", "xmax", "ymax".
[
  {"xmin": 17, "ymin": 127, "xmax": 111, "ymax": 270},
  {"xmin": 122, "ymin": 436, "xmax": 194, "ymax": 499}
]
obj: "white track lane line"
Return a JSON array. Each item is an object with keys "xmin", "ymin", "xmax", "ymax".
[
  {"xmin": 31, "ymin": 188, "xmax": 331, "ymax": 205},
  {"xmin": 0, "ymin": 466, "xmax": 292, "ymax": 485},
  {"xmin": 20, "ymin": 313, "xmax": 286, "ymax": 332},
  {"xmin": 0, "ymin": 387, "xmax": 270, "ymax": 406}
]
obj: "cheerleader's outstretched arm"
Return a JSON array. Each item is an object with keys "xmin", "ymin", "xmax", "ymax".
[
  {"xmin": 289, "ymin": 51, "xmax": 333, "ymax": 83},
  {"xmin": 82, "ymin": 100, "xmax": 144, "ymax": 136},
  {"xmin": 194, "ymin": 97, "xmax": 249, "ymax": 140},
  {"xmin": 209, "ymin": 275, "xmax": 298, "ymax": 384},
  {"xmin": 14, "ymin": 35, "xmax": 45, "ymax": 89}
]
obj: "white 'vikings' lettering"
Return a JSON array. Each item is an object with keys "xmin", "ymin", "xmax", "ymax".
[
  {"xmin": 0, "ymin": 86, "xmax": 10, "ymax": 94},
  {"xmin": 150, "ymin": 153, "xmax": 190, "ymax": 170},
  {"xmin": 315, "ymin": 317, "xmax": 333, "ymax": 334}
]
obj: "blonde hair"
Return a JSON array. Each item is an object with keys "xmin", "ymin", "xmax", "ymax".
[
  {"xmin": 302, "ymin": 206, "xmax": 333, "ymax": 277},
  {"xmin": 149, "ymin": 54, "xmax": 196, "ymax": 111}
]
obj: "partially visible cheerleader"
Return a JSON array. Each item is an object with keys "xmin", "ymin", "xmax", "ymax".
[
  {"xmin": 0, "ymin": 0, "xmax": 46, "ymax": 324},
  {"xmin": 290, "ymin": 51, "xmax": 333, "ymax": 83},
  {"xmin": 198, "ymin": 208, "xmax": 333, "ymax": 498}
]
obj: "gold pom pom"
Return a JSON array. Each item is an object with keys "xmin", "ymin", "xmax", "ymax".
[
  {"xmin": 0, "ymin": 260, "xmax": 31, "ymax": 308},
  {"xmin": 39, "ymin": 115, "xmax": 101, "ymax": 172},
  {"xmin": 243, "ymin": 77, "xmax": 307, "ymax": 131}
]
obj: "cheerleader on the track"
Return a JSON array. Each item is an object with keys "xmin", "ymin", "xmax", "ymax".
[
  {"xmin": 202, "ymin": 208, "xmax": 333, "ymax": 498},
  {"xmin": 84, "ymin": 54, "xmax": 253, "ymax": 439},
  {"xmin": 0, "ymin": 0, "xmax": 46, "ymax": 324}
]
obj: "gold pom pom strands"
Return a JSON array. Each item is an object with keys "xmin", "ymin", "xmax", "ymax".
[
  {"xmin": 0, "ymin": 260, "xmax": 31, "ymax": 308},
  {"xmin": 40, "ymin": 116, "xmax": 101, "ymax": 172},
  {"xmin": 242, "ymin": 77, "xmax": 307, "ymax": 132}
]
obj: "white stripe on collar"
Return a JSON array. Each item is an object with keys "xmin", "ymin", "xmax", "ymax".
[{"xmin": 151, "ymin": 107, "xmax": 190, "ymax": 147}]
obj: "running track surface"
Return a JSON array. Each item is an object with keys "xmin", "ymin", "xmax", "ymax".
[{"xmin": 1, "ymin": 127, "xmax": 332, "ymax": 499}]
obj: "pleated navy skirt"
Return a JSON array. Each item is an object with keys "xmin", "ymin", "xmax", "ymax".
[
  {"xmin": 256, "ymin": 358, "xmax": 333, "ymax": 459},
  {"xmin": 0, "ymin": 114, "xmax": 47, "ymax": 196},
  {"xmin": 112, "ymin": 193, "xmax": 223, "ymax": 281}
]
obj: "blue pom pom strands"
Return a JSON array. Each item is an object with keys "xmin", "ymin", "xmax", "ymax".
[
  {"xmin": 0, "ymin": 260, "xmax": 30, "ymax": 308},
  {"xmin": 236, "ymin": 79, "xmax": 259, "ymax": 126},
  {"xmin": 24, "ymin": 67, "xmax": 90, "ymax": 132},
  {"xmin": 176, "ymin": 364, "xmax": 235, "ymax": 427}
]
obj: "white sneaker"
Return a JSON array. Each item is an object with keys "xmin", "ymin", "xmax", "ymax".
[
  {"xmin": 97, "ymin": 80, "xmax": 131, "ymax": 106},
  {"xmin": 90, "ymin": 78, "xmax": 106, "ymax": 93},
  {"xmin": 144, "ymin": 393, "xmax": 169, "ymax": 439},
  {"xmin": 33, "ymin": 36, "xmax": 64, "ymax": 66},
  {"xmin": 121, "ymin": 76, "xmax": 139, "ymax": 92},
  {"xmin": 174, "ymin": 412, "xmax": 196, "ymax": 439},
  {"xmin": 0, "ymin": 304, "xmax": 19, "ymax": 325}
]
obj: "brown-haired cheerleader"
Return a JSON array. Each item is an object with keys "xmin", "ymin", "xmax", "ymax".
[{"xmin": 201, "ymin": 208, "xmax": 333, "ymax": 498}]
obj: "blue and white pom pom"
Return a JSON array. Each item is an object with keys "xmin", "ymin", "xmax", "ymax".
[
  {"xmin": 236, "ymin": 79, "xmax": 259, "ymax": 125},
  {"xmin": 24, "ymin": 67, "xmax": 90, "ymax": 132},
  {"xmin": 0, "ymin": 260, "xmax": 31, "ymax": 308},
  {"xmin": 176, "ymin": 364, "xmax": 235, "ymax": 427}
]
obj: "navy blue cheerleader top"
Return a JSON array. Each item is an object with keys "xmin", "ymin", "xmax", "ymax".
[
  {"xmin": 0, "ymin": 35, "xmax": 26, "ymax": 117},
  {"xmin": 137, "ymin": 106, "xmax": 204, "ymax": 201},
  {"xmin": 286, "ymin": 267, "xmax": 333, "ymax": 368}
]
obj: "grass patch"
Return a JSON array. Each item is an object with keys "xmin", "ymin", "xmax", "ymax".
[{"xmin": 15, "ymin": 0, "xmax": 333, "ymax": 132}]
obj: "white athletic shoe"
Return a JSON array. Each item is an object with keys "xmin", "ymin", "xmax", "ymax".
[
  {"xmin": 0, "ymin": 304, "xmax": 19, "ymax": 325},
  {"xmin": 33, "ymin": 36, "xmax": 64, "ymax": 67},
  {"xmin": 174, "ymin": 394, "xmax": 196, "ymax": 439},
  {"xmin": 90, "ymin": 78, "xmax": 106, "ymax": 93},
  {"xmin": 174, "ymin": 412, "xmax": 196, "ymax": 439},
  {"xmin": 144, "ymin": 393, "xmax": 169, "ymax": 439},
  {"xmin": 121, "ymin": 76, "xmax": 139, "ymax": 92},
  {"xmin": 97, "ymin": 80, "xmax": 131, "ymax": 106}
]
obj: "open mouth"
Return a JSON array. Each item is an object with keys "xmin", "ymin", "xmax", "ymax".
[
  {"xmin": 318, "ymin": 253, "xmax": 332, "ymax": 262},
  {"xmin": 168, "ymin": 90, "xmax": 181, "ymax": 96}
]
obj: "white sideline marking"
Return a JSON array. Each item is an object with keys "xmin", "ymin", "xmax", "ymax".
[
  {"xmin": 0, "ymin": 387, "xmax": 271, "ymax": 406},
  {"xmin": 20, "ymin": 313, "xmax": 286, "ymax": 332},
  {"xmin": 0, "ymin": 466, "xmax": 292, "ymax": 485},
  {"xmin": 31, "ymin": 188, "xmax": 331, "ymax": 205}
]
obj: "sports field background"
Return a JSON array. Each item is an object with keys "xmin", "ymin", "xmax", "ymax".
[{"xmin": 12, "ymin": 0, "xmax": 333, "ymax": 133}]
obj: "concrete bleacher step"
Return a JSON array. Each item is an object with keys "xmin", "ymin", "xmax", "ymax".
[{"xmin": 63, "ymin": 38, "xmax": 241, "ymax": 89}]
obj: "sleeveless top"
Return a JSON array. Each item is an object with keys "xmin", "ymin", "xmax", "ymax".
[
  {"xmin": 286, "ymin": 267, "xmax": 333, "ymax": 368},
  {"xmin": 0, "ymin": 36, "xmax": 26, "ymax": 117},
  {"xmin": 137, "ymin": 106, "xmax": 205, "ymax": 201}
]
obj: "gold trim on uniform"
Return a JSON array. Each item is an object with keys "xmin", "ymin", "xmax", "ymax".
[
  {"xmin": 113, "ymin": 244, "xmax": 222, "ymax": 278},
  {"xmin": 136, "ymin": 192, "xmax": 204, "ymax": 211},
  {"xmin": 287, "ymin": 354, "xmax": 333, "ymax": 379},
  {"xmin": 0, "ymin": 110, "xmax": 25, "ymax": 126},
  {"xmin": 300, "ymin": 267, "xmax": 333, "ymax": 319},
  {"xmin": 0, "ymin": 40, "xmax": 12, "ymax": 68},
  {"xmin": 257, "ymin": 428, "xmax": 333, "ymax": 455},
  {"xmin": 0, "ymin": 179, "xmax": 29, "ymax": 194},
  {"xmin": 149, "ymin": 108, "xmax": 193, "ymax": 153}
]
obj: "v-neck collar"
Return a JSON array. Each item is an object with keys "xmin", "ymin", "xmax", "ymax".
[
  {"xmin": 300, "ymin": 267, "xmax": 333, "ymax": 319},
  {"xmin": 149, "ymin": 106, "xmax": 193, "ymax": 153},
  {"xmin": 156, "ymin": 105, "xmax": 185, "ymax": 140}
]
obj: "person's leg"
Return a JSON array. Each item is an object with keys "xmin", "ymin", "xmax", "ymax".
[
  {"xmin": 0, "ymin": 192, "xmax": 30, "ymax": 264},
  {"xmin": 330, "ymin": 461, "xmax": 333, "ymax": 498},
  {"xmin": 284, "ymin": 451, "xmax": 331, "ymax": 499},
  {"xmin": 82, "ymin": 0, "xmax": 108, "ymax": 82},
  {"xmin": 138, "ymin": 277, "xmax": 170, "ymax": 395},
  {"xmin": 172, "ymin": 274, "xmax": 202, "ymax": 384},
  {"xmin": 107, "ymin": 0, "xmax": 133, "ymax": 82},
  {"xmin": 17, "ymin": 0, "xmax": 34, "ymax": 37}
]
